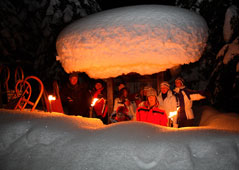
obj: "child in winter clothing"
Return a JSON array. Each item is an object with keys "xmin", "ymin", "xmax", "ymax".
[
  {"xmin": 174, "ymin": 77, "xmax": 206, "ymax": 127},
  {"xmin": 136, "ymin": 87, "xmax": 168, "ymax": 126}
]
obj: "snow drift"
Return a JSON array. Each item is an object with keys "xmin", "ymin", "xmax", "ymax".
[
  {"xmin": 0, "ymin": 108, "xmax": 239, "ymax": 170},
  {"xmin": 56, "ymin": 5, "xmax": 208, "ymax": 79}
]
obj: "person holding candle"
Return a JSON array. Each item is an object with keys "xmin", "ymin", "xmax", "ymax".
[
  {"xmin": 91, "ymin": 79, "xmax": 108, "ymax": 124},
  {"xmin": 157, "ymin": 81, "xmax": 178, "ymax": 127}
]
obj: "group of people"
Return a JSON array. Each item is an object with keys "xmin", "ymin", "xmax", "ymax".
[{"xmin": 60, "ymin": 72, "xmax": 207, "ymax": 128}]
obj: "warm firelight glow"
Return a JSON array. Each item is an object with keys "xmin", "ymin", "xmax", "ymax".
[
  {"xmin": 169, "ymin": 107, "xmax": 180, "ymax": 119},
  {"xmin": 48, "ymin": 95, "xmax": 56, "ymax": 101},
  {"xmin": 91, "ymin": 98, "xmax": 99, "ymax": 106}
]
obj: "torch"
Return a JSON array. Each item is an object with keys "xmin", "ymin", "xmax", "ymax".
[
  {"xmin": 48, "ymin": 95, "xmax": 56, "ymax": 113},
  {"xmin": 89, "ymin": 98, "xmax": 99, "ymax": 118},
  {"xmin": 168, "ymin": 107, "xmax": 180, "ymax": 127}
]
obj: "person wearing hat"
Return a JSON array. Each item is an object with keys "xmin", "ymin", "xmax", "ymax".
[
  {"xmin": 157, "ymin": 81, "xmax": 178, "ymax": 127},
  {"xmin": 136, "ymin": 87, "xmax": 168, "ymax": 126},
  {"xmin": 133, "ymin": 85, "xmax": 152, "ymax": 108},
  {"xmin": 60, "ymin": 72, "xmax": 91, "ymax": 117},
  {"xmin": 173, "ymin": 77, "xmax": 206, "ymax": 127}
]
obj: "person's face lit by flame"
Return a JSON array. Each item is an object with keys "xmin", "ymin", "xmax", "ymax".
[
  {"xmin": 69, "ymin": 76, "xmax": 78, "ymax": 86},
  {"xmin": 95, "ymin": 82, "xmax": 103, "ymax": 90},
  {"xmin": 148, "ymin": 95, "xmax": 156, "ymax": 107},
  {"xmin": 160, "ymin": 86, "xmax": 169, "ymax": 94}
]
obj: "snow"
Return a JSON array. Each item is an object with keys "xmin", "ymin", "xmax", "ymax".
[
  {"xmin": 1, "ymin": 108, "xmax": 239, "ymax": 170},
  {"xmin": 216, "ymin": 37, "xmax": 239, "ymax": 65},
  {"xmin": 56, "ymin": 5, "xmax": 208, "ymax": 79},
  {"xmin": 199, "ymin": 106, "xmax": 239, "ymax": 131},
  {"xmin": 223, "ymin": 5, "xmax": 238, "ymax": 43}
]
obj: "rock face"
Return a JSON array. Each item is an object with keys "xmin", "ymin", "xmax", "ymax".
[{"xmin": 56, "ymin": 5, "xmax": 208, "ymax": 79}]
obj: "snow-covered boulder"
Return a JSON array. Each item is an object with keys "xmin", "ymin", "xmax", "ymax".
[
  {"xmin": 1, "ymin": 108, "xmax": 239, "ymax": 170},
  {"xmin": 56, "ymin": 5, "xmax": 208, "ymax": 79}
]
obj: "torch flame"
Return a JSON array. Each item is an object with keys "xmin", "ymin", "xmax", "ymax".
[
  {"xmin": 91, "ymin": 98, "xmax": 99, "ymax": 106},
  {"xmin": 48, "ymin": 95, "xmax": 56, "ymax": 101},
  {"xmin": 168, "ymin": 107, "xmax": 180, "ymax": 119}
]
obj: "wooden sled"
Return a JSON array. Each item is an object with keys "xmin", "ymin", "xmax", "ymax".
[
  {"xmin": 0, "ymin": 65, "xmax": 25, "ymax": 107},
  {"xmin": 7, "ymin": 76, "xmax": 44, "ymax": 112},
  {"xmin": 42, "ymin": 80, "xmax": 64, "ymax": 113}
]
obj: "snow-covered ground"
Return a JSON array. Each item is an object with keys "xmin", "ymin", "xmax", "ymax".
[
  {"xmin": 56, "ymin": 5, "xmax": 208, "ymax": 79},
  {"xmin": 0, "ymin": 107, "xmax": 239, "ymax": 170}
]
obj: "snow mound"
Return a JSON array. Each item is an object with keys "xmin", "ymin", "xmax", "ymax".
[
  {"xmin": 199, "ymin": 106, "xmax": 239, "ymax": 131},
  {"xmin": 56, "ymin": 5, "xmax": 208, "ymax": 79},
  {"xmin": 1, "ymin": 108, "xmax": 239, "ymax": 170}
]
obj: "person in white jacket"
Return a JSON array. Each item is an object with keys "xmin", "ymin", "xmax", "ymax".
[
  {"xmin": 112, "ymin": 87, "xmax": 136, "ymax": 121},
  {"xmin": 157, "ymin": 81, "xmax": 178, "ymax": 127},
  {"xmin": 173, "ymin": 77, "xmax": 206, "ymax": 127}
]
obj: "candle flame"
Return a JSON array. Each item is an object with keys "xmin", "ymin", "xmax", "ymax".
[
  {"xmin": 48, "ymin": 95, "xmax": 56, "ymax": 101},
  {"xmin": 91, "ymin": 98, "xmax": 99, "ymax": 106},
  {"xmin": 168, "ymin": 107, "xmax": 180, "ymax": 119}
]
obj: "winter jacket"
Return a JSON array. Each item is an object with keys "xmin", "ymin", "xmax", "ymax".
[
  {"xmin": 60, "ymin": 83, "xmax": 91, "ymax": 117},
  {"xmin": 174, "ymin": 86, "xmax": 206, "ymax": 121},
  {"xmin": 92, "ymin": 87, "xmax": 108, "ymax": 118},
  {"xmin": 157, "ymin": 90, "xmax": 177, "ymax": 116},
  {"xmin": 157, "ymin": 90, "xmax": 178, "ymax": 126},
  {"xmin": 113, "ymin": 98, "xmax": 136, "ymax": 120},
  {"xmin": 136, "ymin": 101, "xmax": 168, "ymax": 126}
]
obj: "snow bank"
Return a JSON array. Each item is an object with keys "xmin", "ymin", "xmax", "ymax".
[
  {"xmin": 199, "ymin": 106, "xmax": 239, "ymax": 131},
  {"xmin": 56, "ymin": 5, "xmax": 208, "ymax": 79},
  {"xmin": 1, "ymin": 108, "xmax": 239, "ymax": 170}
]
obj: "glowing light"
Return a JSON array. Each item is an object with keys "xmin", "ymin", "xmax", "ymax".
[
  {"xmin": 48, "ymin": 95, "xmax": 56, "ymax": 101},
  {"xmin": 91, "ymin": 98, "xmax": 99, "ymax": 106},
  {"xmin": 169, "ymin": 107, "xmax": 180, "ymax": 119}
]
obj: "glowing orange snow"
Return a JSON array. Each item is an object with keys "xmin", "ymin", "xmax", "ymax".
[{"xmin": 56, "ymin": 5, "xmax": 208, "ymax": 79}]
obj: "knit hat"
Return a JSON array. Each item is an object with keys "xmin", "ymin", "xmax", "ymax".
[
  {"xmin": 146, "ymin": 88, "xmax": 157, "ymax": 97},
  {"xmin": 160, "ymin": 81, "xmax": 170, "ymax": 89},
  {"xmin": 143, "ymin": 86, "xmax": 152, "ymax": 91},
  {"xmin": 175, "ymin": 77, "xmax": 184, "ymax": 85}
]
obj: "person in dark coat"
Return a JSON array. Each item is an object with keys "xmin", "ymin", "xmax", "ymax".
[
  {"xmin": 91, "ymin": 79, "xmax": 108, "ymax": 124},
  {"xmin": 60, "ymin": 72, "xmax": 91, "ymax": 117},
  {"xmin": 173, "ymin": 77, "xmax": 206, "ymax": 127}
]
